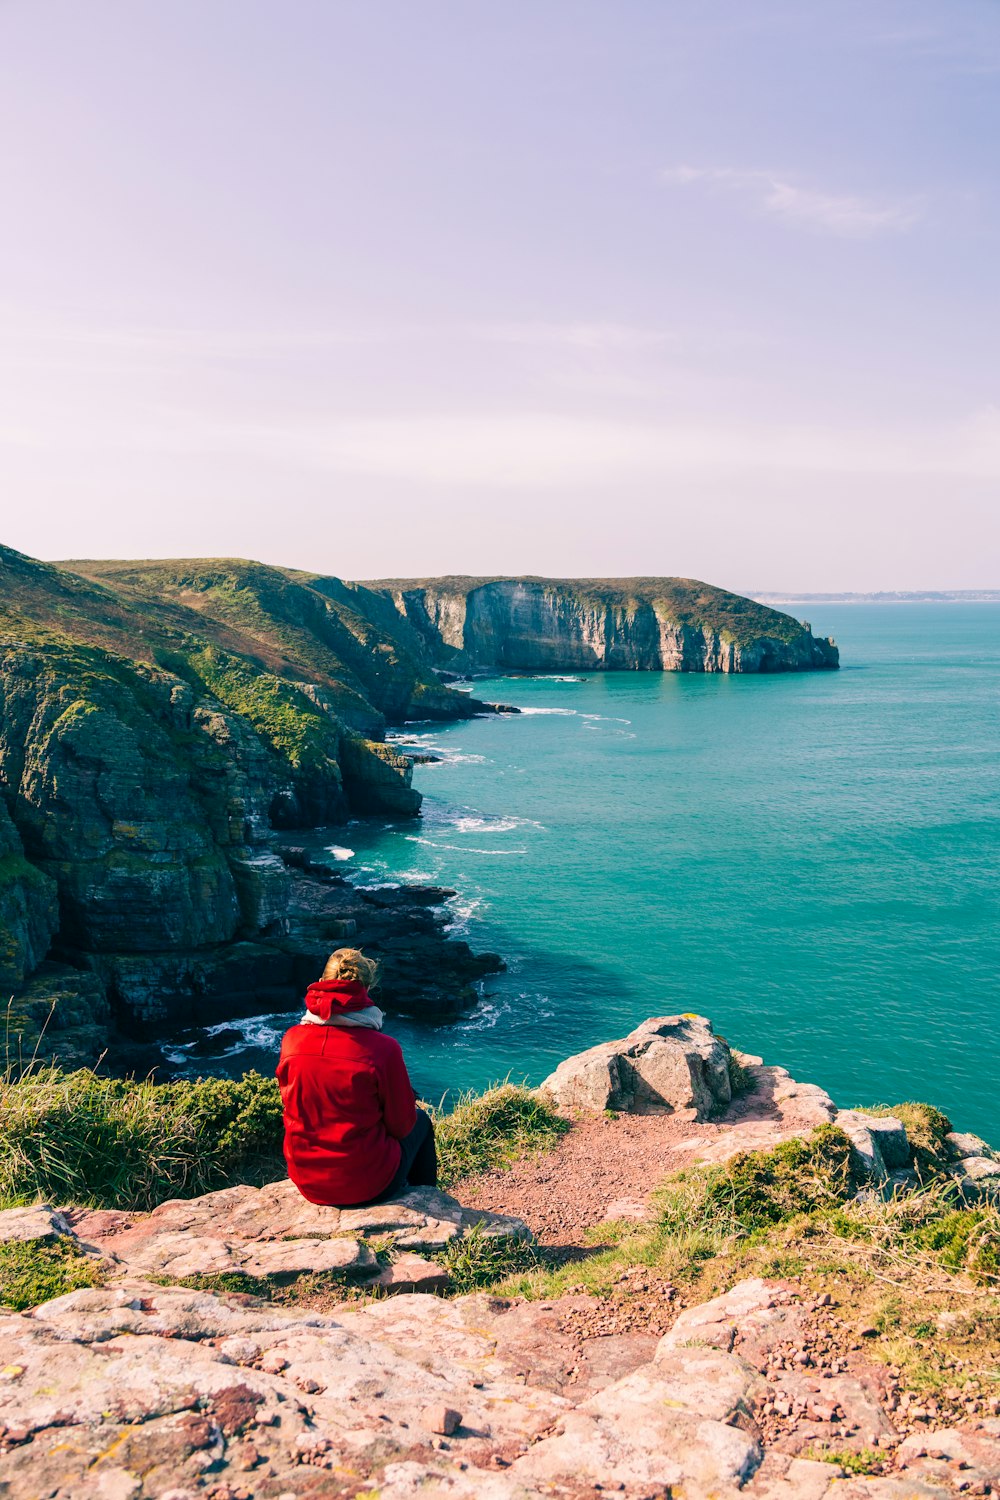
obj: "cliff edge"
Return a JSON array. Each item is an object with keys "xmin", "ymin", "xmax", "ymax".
[
  {"xmin": 366, "ymin": 575, "xmax": 840, "ymax": 674},
  {"xmin": 0, "ymin": 1018, "xmax": 997, "ymax": 1499}
]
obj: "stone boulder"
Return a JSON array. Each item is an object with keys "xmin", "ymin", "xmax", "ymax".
[
  {"xmin": 946, "ymin": 1131, "xmax": 996, "ymax": 1162},
  {"xmin": 539, "ymin": 1014, "xmax": 732, "ymax": 1119},
  {"xmin": 834, "ymin": 1110, "xmax": 910, "ymax": 1179}
]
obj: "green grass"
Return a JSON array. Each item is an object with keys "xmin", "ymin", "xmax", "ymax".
[
  {"xmin": 0, "ymin": 1067, "xmax": 285, "ymax": 1211},
  {"xmin": 0, "ymin": 1071, "xmax": 563, "ymax": 1215},
  {"xmin": 654, "ymin": 1126, "xmax": 858, "ymax": 1239},
  {"xmin": 811, "ymin": 1448, "xmax": 883, "ymax": 1476},
  {"xmin": 433, "ymin": 1082, "xmax": 569, "ymax": 1187},
  {"xmin": 0, "ymin": 1236, "xmax": 105, "ymax": 1311},
  {"xmin": 433, "ymin": 1223, "xmax": 543, "ymax": 1293}
]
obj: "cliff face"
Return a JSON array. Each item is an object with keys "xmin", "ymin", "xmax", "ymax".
[
  {"xmin": 0, "ymin": 546, "xmax": 492, "ymax": 1039},
  {"xmin": 375, "ymin": 576, "xmax": 839, "ymax": 674}
]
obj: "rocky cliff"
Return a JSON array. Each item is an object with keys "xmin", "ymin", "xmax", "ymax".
[
  {"xmin": 0, "ymin": 547, "xmax": 497, "ymax": 1047},
  {"xmin": 0, "ymin": 548, "xmax": 838, "ymax": 1057},
  {"xmin": 368, "ymin": 576, "xmax": 840, "ymax": 674}
]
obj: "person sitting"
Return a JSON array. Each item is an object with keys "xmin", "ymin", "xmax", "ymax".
[{"xmin": 276, "ymin": 947, "xmax": 438, "ymax": 1207}]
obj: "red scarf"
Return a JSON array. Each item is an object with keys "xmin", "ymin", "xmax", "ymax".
[{"xmin": 304, "ymin": 979, "xmax": 373, "ymax": 1022}]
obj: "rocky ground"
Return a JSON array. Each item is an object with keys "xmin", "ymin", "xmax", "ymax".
[
  {"xmin": 0, "ymin": 1018, "xmax": 998, "ymax": 1499},
  {"xmin": 456, "ymin": 1056, "xmax": 843, "ymax": 1250}
]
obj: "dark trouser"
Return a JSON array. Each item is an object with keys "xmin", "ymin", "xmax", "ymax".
[
  {"xmin": 350, "ymin": 1107, "xmax": 437, "ymax": 1208},
  {"xmin": 383, "ymin": 1106, "xmax": 438, "ymax": 1197}
]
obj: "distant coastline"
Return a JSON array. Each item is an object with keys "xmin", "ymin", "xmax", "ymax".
[{"xmin": 751, "ymin": 590, "xmax": 1000, "ymax": 605}]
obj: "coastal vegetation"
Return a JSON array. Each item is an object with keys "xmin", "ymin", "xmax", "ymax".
[{"xmin": 0, "ymin": 1070, "xmax": 564, "ymax": 1212}]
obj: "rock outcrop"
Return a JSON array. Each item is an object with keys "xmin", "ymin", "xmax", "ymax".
[
  {"xmin": 1, "ymin": 1019, "xmax": 998, "ymax": 1498},
  {"xmin": 1, "ymin": 1206, "xmax": 998, "ymax": 1498},
  {"xmin": 540, "ymin": 1014, "xmax": 735, "ymax": 1118},
  {"xmin": 371, "ymin": 576, "xmax": 840, "ymax": 674},
  {"xmin": 0, "ymin": 546, "xmax": 506, "ymax": 1047}
]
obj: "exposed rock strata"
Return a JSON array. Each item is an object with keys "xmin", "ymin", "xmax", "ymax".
[{"xmin": 373, "ymin": 576, "xmax": 840, "ymax": 674}]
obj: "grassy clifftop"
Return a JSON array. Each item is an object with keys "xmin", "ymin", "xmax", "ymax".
[{"xmin": 366, "ymin": 573, "xmax": 821, "ymax": 649}]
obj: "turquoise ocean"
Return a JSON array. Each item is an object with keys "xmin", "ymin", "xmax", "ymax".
[{"xmin": 184, "ymin": 605, "xmax": 1000, "ymax": 1141}]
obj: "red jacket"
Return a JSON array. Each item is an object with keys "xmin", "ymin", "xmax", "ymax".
[{"xmin": 277, "ymin": 983, "xmax": 417, "ymax": 1207}]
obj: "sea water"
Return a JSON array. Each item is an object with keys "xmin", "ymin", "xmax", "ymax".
[
  {"xmin": 186, "ymin": 605, "xmax": 1000, "ymax": 1141},
  {"xmin": 356, "ymin": 604, "xmax": 1000, "ymax": 1139}
]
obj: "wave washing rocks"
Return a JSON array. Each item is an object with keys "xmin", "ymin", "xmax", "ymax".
[{"xmin": 1, "ymin": 1017, "xmax": 998, "ymax": 1499}]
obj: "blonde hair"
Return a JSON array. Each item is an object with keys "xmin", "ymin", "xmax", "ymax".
[{"xmin": 322, "ymin": 947, "xmax": 380, "ymax": 989}]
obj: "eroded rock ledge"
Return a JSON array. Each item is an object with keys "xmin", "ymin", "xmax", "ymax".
[{"xmin": 1, "ymin": 1017, "xmax": 998, "ymax": 1498}]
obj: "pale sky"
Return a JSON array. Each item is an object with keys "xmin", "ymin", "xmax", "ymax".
[{"xmin": 1, "ymin": 1, "xmax": 998, "ymax": 591}]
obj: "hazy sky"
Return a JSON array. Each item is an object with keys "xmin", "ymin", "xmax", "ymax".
[{"xmin": 1, "ymin": 2, "xmax": 998, "ymax": 590}]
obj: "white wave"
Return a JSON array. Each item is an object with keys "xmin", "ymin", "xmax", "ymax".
[
  {"xmin": 451, "ymin": 814, "xmax": 542, "ymax": 834},
  {"xmin": 233, "ymin": 1019, "xmax": 289, "ymax": 1049},
  {"xmin": 456, "ymin": 997, "xmax": 514, "ymax": 1032},
  {"xmin": 517, "ymin": 706, "xmax": 578, "ymax": 716},
  {"xmin": 527, "ymin": 674, "xmax": 586, "ymax": 682},
  {"xmin": 580, "ymin": 713, "xmax": 632, "ymax": 724},
  {"xmin": 325, "ymin": 844, "xmax": 355, "ymax": 861},
  {"xmin": 161, "ymin": 1046, "xmax": 192, "ymax": 1065},
  {"xmin": 404, "ymin": 836, "xmax": 527, "ymax": 855},
  {"xmin": 443, "ymin": 894, "xmax": 488, "ymax": 934},
  {"xmin": 165, "ymin": 1013, "xmax": 290, "ymax": 1063}
]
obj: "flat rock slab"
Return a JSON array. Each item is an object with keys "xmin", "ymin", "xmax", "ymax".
[
  {"xmin": 0, "ymin": 1206, "xmax": 73, "ymax": 1244},
  {"xmin": 68, "ymin": 1180, "xmax": 530, "ymax": 1288}
]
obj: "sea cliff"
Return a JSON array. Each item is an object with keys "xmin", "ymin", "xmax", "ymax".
[
  {"xmin": 0, "ymin": 547, "xmax": 496, "ymax": 1049},
  {"xmin": 370, "ymin": 575, "xmax": 840, "ymax": 673}
]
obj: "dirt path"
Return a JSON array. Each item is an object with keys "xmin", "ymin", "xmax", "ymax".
[{"xmin": 454, "ymin": 1067, "xmax": 832, "ymax": 1249}]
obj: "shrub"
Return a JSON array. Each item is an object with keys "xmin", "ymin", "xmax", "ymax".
[
  {"xmin": 0, "ymin": 1237, "xmax": 104, "ymax": 1311},
  {"xmin": 434, "ymin": 1083, "xmax": 568, "ymax": 1186},
  {"xmin": 915, "ymin": 1207, "xmax": 1000, "ymax": 1285},
  {"xmin": 655, "ymin": 1126, "xmax": 858, "ymax": 1241},
  {"xmin": 0, "ymin": 1066, "xmax": 284, "ymax": 1211}
]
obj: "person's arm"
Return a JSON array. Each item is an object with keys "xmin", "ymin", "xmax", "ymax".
[{"xmin": 378, "ymin": 1038, "xmax": 418, "ymax": 1140}]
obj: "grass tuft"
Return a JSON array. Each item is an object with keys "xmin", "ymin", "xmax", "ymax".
[
  {"xmin": 0, "ymin": 1236, "xmax": 105, "ymax": 1311},
  {"xmin": 0, "ymin": 1066, "xmax": 284, "ymax": 1211},
  {"xmin": 433, "ymin": 1082, "xmax": 569, "ymax": 1187},
  {"xmin": 725, "ymin": 1048, "xmax": 755, "ymax": 1098},
  {"xmin": 433, "ymin": 1224, "xmax": 543, "ymax": 1293}
]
